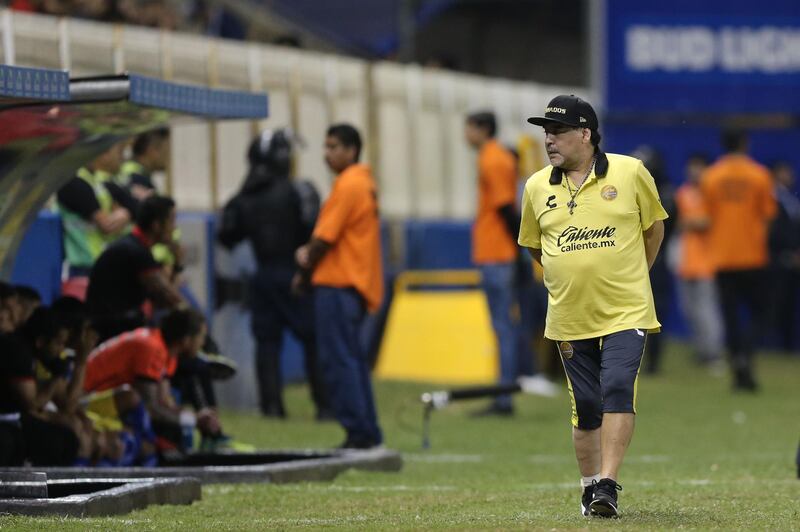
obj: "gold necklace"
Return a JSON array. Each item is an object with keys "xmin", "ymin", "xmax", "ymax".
[{"xmin": 565, "ymin": 156, "xmax": 596, "ymax": 215}]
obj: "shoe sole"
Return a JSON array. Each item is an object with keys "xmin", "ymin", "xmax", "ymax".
[{"xmin": 589, "ymin": 499, "xmax": 618, "ymax": 518}]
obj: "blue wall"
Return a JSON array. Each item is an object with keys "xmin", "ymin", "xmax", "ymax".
[{"xmin": 11, "ymin": 212, "xmax": 63, "ymax": 304}]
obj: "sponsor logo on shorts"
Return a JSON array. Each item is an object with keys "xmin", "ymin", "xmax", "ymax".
[
  {"xmin": 601, "ymin": 185, "xmax": 618, "ymax": 201},
  {"xmin": 559, "ymin": 341, "xmax": 574, "ymax": 359}
]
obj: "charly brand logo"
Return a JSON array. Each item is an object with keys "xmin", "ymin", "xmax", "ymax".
[
  {"xmin": 546, "ymin": 107, "xmax": 567, "ymax": 114},
  {"xmin": 557, "ymin": 225, "xmax": 616, "ymax": 253},
  {"xmin": 601, "ymin": 185, "xmax": 618, "ymax": 201},
  {"xmin": 559, "ymin": 341, "xmax": 574, "ymax": 359}
]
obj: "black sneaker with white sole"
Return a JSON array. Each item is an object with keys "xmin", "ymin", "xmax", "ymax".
[
  {"xmin": 589, "ymin": 478, "xmax": 622, "ymax": 518},
  {"xmin": 581, "ymin": 484, "xmax": 595, "ymax": 516}
]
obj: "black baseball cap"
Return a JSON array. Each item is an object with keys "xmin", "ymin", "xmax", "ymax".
[{"xmin": 527, "ymin": 95, "xmax": 599, "ymax": 130}]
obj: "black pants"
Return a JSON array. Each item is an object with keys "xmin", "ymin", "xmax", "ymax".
[
  {"xmin": 20, "ymin": 413, "xmax": 79, "ymax": 466},
  {"xmin": 0, "ymin": 422, "xmax": 25, "ymax": 466},
  {"xmin": 770, "ymin": 266, "xmax": 800, "ymax": 351},
  {"xmin": 250, "ymin": 266, "xmax": 329, "ymax": 416},
  {"xmin": 716, "ymin": 269, "xmax": 769, "ymax": 383}
]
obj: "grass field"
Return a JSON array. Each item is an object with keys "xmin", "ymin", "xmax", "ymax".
[{"xmin": 3, "ymin": 342, "xmax": 799, "ymax": 530}]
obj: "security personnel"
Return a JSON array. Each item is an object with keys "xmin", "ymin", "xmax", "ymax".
[
  {"xmin": 519, "ymin": 95, "xmax": 667, "ymax": 518},
  {"xmin": 56, "ymin": 142, "xmax": 136, "ymax": 299},
  {"xmin": 218, "ymin": 129, "xmax": 330, "ymax": 420}
]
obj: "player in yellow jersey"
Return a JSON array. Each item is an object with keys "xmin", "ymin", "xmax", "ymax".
[{"xmin": 519, "ymin": 95, "xmax": 667, "ymax": 518}]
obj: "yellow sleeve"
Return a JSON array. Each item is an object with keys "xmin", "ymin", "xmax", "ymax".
[
  {"xmin": 634, "ymin": 162, "xmax": 669, "ymax": 230},
  {"xmin": 517, "ymin": 182, "xmax": 541, "ymax": 249}
]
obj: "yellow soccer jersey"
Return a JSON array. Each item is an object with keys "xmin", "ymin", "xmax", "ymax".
[{"xmin": 518, "ymin": 152, "xmax": 668, "ymax": 341}]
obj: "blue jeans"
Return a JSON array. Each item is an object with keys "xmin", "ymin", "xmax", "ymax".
[
  {"xmin": 480, "ymin": 263, "xmax": 518, "ymax": 408},
  {"xmin": 315, "ymin": 286, "xmax": 382, "ymax": 444}
]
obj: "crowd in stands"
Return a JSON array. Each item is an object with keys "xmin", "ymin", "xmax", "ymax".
[
  {"xmin": 0, "ymin": 129, "xmax": 233, "ymax": 468},
  {"xmin": 4, "ymin": 0, "xmax": 249, "ymax": 40}
]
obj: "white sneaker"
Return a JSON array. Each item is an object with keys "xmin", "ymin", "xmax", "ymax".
[{"xmin": 518, "ymin": 374, "xmax": 559, "ymax": 397}]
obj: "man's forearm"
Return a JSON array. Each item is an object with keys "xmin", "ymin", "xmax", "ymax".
[
  {"xmin": 527, "ymin": 247, "xmax": 542, "ymax": 267},
  {"xmin": 297, "ymin": 238, "xmax": 332, "ymax": 273},
  {"xmin": 644, "ymin": 221, "xmax": 665, "ymax": 270},
  {"xmin": 143, "ymin": 271, "xmax": 186, "ymax": 309},
  {"xmin": 134, "ymin": 381, "xmax": 180, "ymax": 427},
  {"xmin": 498, "ymin": 204, "xmax": 520, "ymax": 242}
]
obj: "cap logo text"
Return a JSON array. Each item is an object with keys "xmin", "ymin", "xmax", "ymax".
[{"xmin": 546, "ymin": 107, "xmax": 567, "ymax": 114}]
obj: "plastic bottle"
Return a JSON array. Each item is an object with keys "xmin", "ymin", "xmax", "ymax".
[{"xmin": 179, "ymin": 410, "xmax": 196, "ymax": 452}]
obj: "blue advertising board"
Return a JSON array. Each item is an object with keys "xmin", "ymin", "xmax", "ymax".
[{"xmin": 603, "ymin": 0, "xmax": 800, "ymax": 114}]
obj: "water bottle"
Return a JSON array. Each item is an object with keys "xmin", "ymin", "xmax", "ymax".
[{"xmin": 179, "ymin": 410, "xmax": 196, "ymax": 452}]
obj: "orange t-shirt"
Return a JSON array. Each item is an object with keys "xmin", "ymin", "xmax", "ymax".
[
  {"xmin": 473, "ymin": 139, "xmax": 518, "ymax": 264},
  {"xmin": 701, "ymin": 154, "xmax": 776, "ymax": 271},
  {"xmin": 675, "ymin": 183, "xmax": 715, "ymax": 280},
  {"xmin": 312, "ymin": 163, "xmax": 384, "ymax": 312},
  {"xmin": 83, "ymin": 328, "xmax": 177, "ymax": 392}
]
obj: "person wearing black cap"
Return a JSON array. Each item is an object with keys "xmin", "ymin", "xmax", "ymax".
[
  {"xmin": 218, "ymin": 129, "xmax": 331, "ymax": 420},
  {"xmin": 519, "ymin": 95, "xmax": 668, "ymax": 518}
]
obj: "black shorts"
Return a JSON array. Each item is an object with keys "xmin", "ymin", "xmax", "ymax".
[{"xmin": 557, "ymin": 329, "xmax": 648, "ymax": 430}]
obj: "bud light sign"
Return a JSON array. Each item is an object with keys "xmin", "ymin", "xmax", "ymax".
[{"xmin": 604, "ymin": 0, "xmax": 800, "ymax": 114}]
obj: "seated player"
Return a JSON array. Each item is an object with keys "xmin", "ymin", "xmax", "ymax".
[
  {"xmin": 83, "ymin": 308, "xmax": 224, "ymax": 452},
  {"xmin": 0, "ymin": 307, "xmax": 84, "ymax": 466},
  {"xmin": 86, "ymin": 194, "xmax": 185, "ymax": 342},
  {"xmin": 51, "ymin": 296, "xmax": 153, "ymax": 466}
]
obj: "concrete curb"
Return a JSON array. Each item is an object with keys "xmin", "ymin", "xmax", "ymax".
[
  {"xmin": 0, "ymin": 477, "xmax": 201, "ymax": 517},
  {"xmin": 4, "ymin": 448, "xmax": 403, "ymax": 485}
]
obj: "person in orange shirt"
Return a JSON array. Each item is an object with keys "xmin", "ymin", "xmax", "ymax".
[
  {"xmin": 83, "ymin": 308, "xmax": 221, "ymax": 450},
  {"xmin": 465, "ymin": 111, "xmax": 520, "ymax": 415},
  {"xmin": 295, "ymin": 124, "xmax": 384, "ymax": 449},
  {"xmin": 701, "ymin": 130, "xmax": 777, "ymax": 391},
  {"xmin": 675, "ymin": 154, "xmax": 724, "ymax": 369}
]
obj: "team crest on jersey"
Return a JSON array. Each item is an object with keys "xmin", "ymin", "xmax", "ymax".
[
  {"xmin": 559, "ymin": 341, "xmax": 574, "ymax": 359},
  {"xmin": 601, "ymin": 185, "xmax": 618, "ymax": 201}
]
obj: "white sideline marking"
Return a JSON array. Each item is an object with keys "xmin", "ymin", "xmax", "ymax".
[
  {"xmin": 682, "ymin": 479, "xmax": 711, "ymax": 486},
  {"xmin": 260, "ymin": 515, "xmax": 370, "ymax": 526},
  {"xmin": 274, "ymin": 484, "xmax": 456, "ymax": 493},
  {"xmin": 406, "ymin": 453, "xmax": 484, "ymax": 463}
]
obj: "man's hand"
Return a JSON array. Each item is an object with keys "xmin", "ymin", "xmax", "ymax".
[
  {"xmin": 196, "ymin": 408, "xmax": 221, "ymax": 435},
  {"xmin": 291, "ymin": 272, "xmax": 310, "ymax": 296},
  {"xmin": 295, "ymin": 245, "xmax": 311, "ymax": 270},
  {"xmin": 75, "ymin": 322, "xmax": 99, "ymax": 364}
]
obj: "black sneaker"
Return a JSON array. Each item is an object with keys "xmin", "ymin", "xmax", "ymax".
[
  {"xmin": 581, "ymin": 484, "xmax": 595, "ymax": 516},
  {"xmin": 590, "ymin": 478, "xmax": 622, "ymax": 518}
]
